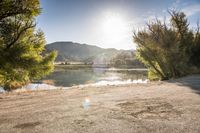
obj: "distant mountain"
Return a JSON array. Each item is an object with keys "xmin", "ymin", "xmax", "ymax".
[{"xmin": 45, "ymin": 42, "xmax": 134, "ymax": 64}]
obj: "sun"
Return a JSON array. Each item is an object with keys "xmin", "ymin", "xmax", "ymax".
[
  {"xmin": 103, "ymin": 15, "xmax": 125, "ymax": 35},
  {"xmin": 101, "ymin": 12, "xmax": 129, "ymax": 44}
]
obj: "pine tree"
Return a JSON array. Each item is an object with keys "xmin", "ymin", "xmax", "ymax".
[
  {"xmin": 0, "ymin": 0, "xmax": 57, "ymax": 90},
  {"xmin": 133, "ymin": 10, "xmax": 200, "ymax": 80}
]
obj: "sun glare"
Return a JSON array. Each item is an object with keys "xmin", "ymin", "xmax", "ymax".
[{"xmin": 101, "ymin": 12, "xmax": 129, "ymax": 45}]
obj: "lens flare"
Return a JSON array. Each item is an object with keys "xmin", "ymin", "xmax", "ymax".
[{"xmin": 83, "ymin": 97, "xmax": 91, "ymax": 110}]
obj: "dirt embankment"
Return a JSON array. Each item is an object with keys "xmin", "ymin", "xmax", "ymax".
[{"xmin": 0, "ymin": 75, "xmax": 200, "ymax": 133}]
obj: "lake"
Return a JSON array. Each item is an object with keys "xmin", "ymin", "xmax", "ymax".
[
  {"xmin": 0, "ymin": 66, "xmax": 148, "ymax": 92},
  {"xmin": 40, "ymin": 66, "xmax": 148, "ymax": 87}
]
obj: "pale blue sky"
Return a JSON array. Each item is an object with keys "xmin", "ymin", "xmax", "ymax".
[{"xmin": 37, "ymin": 0, "xmax": 200, "ymax": 50}]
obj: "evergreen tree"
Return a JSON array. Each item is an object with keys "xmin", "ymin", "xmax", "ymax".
[
  {"xmin": 0, "ymin": 0, "xmax": 57, "ymax": 90},
  {"xmin": 133, "ymin": 10, "xmax": 200, "ymax": 80}
]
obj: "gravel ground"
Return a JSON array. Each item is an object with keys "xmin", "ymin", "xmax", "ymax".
[{"xmin": 0, "ymin": 75, "xmax": 200, "ymax": 133}]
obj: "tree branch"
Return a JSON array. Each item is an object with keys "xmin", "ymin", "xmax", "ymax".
[{"xmin": 6, "ymin": 21, "xmax": 35, "ymax": 49}]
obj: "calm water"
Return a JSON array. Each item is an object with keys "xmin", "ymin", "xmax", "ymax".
[
  {"xmin": 41, "ymin": 66, "xmax": 148, "ymax": 87},
  {"xmin": 0, "ymin": 66, "xmax": 148, "ymax": 92}
]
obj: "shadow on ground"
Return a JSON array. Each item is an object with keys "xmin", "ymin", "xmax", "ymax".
[{"xmin": 167, "ymin": 75, "xmax": 200, "ymax": 95}]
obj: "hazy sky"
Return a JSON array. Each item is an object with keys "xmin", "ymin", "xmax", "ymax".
[{"xmin": 37, "ymin": 0, "xmax": 200, "ymax": 50}]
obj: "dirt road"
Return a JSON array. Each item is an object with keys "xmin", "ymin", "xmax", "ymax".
[{"xmin": 0, "ymin": 75, "xmax": 200, "ymax": 133}]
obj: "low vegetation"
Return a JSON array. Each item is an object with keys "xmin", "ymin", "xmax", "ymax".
[{"xmin": 133, "ymin": 10, "xmax": 200, "ymax": 80}]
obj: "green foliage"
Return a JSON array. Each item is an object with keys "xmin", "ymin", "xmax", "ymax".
[
  {"xmin": 147, "ymin": 68, "xmax": 160, "ymax": 81},
  {"xmin": 133, "ymin": 10, "xmax": 200, "ymax": 80},
  {"xmin": 0, "ymin": 0, "xmax": 57, "ymax": 90},
  {"xmin": 0, "ymin": 0, "xmax": 41, "ymax": 21}
]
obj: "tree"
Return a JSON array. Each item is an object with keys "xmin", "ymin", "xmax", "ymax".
[
  {"xmin": 0, "ymin": 0, "xmax": 40, "ymax": 21},
  {"xmin": 133, "ymin": 10, "xmax": 200, "ymax": 80},
  {"xmin": 190, "ymin": 22, "xmax": 200, "ymax": 68},
  {"xmin": 0, "ymin": 0, "xmax": 57, "ymax": 90},
  {"xmin": 110, "ymin": 51, "xmax": 144, "ymax": 67}
]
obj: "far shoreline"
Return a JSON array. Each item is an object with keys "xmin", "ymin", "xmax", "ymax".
[{"xmin": 54, "ymin": 64, "xmax": 147, "ymax": 69}]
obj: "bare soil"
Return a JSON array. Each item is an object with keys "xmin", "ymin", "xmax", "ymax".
[{"xmin": 0, "ymin": 75, "xmax": 200, "ymax": 133}]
